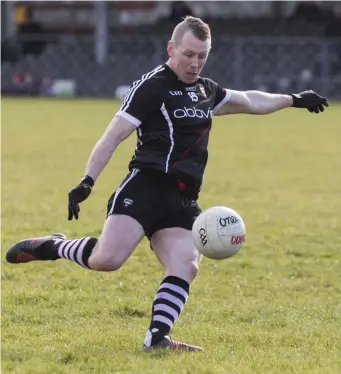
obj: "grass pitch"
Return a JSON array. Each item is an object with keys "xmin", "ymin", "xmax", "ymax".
[{"xmin": 2, "ymin": 98, "xmax": 341, "ymax": 374}]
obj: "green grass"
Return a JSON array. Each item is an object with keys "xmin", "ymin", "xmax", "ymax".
[{"xmin": 2, "ymin": 98, "xmax": 341, "ymax": 374}]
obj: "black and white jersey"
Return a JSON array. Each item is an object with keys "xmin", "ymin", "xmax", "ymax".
[{"xmin": 117, "ymin": 63, "xmax": 230, "ymax": 196}]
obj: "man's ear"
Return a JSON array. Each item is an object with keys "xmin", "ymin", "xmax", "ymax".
[{"xmin": 167, "ymin": 40, "xmax": 174, "ymax": 58}]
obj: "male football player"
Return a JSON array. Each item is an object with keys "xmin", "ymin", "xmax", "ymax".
[{"xmin": 7, "ymin": 16, "xmax": 329, "ymax": 351}]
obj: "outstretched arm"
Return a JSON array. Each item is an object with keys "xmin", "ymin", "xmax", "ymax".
[{"xmin": 214, "ymin": 89, "xmax": 328, "ymax": 116}]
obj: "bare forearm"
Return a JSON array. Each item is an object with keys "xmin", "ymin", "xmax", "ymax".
[
  {"xmin": 245, "ymin": 91, "xmax": 293, "ymax": 114},
  {"xmin": 85, "ymin": 136, "xmax": 119, "ymax": 182},
  {"xmin": 82, "ymin": 115, "xmax": 136, "ymax": 182}
]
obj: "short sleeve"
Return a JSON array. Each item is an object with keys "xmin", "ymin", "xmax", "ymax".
[
  {"xmin": 117, "ymin": 78, "xmax": 160, "ymax": 127},
  {"xmin": 203, "ymin": 78, "xmax": 231, "ymax": 115}
]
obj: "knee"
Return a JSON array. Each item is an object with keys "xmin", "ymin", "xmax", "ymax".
[{"xmin": 88, "ymin": 252, "xmax": 125, "ymax": 272}]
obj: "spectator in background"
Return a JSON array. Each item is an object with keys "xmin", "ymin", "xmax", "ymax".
[
  {"xmin": 39, "ymin": 76, "xmax": 54, "ymax": 97},
  {"xmin": 9, "ymin": 72, "xmax": 39, "ymax": 96},
  {"xmin": 168, "ymin": 1, "xmax": 194, "ymax": 25},
  {"xmin": 12, "ymin": 72, "xmax": 25, "ymax": 89},
  {"xmin": 17, "ymin": 7, "xmax": 46, "ymax": 57},
  {"xmin": 290, "ymin": 1, "xmax": 326, "ymax": 24}
]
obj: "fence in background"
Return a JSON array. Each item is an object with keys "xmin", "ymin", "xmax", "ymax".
[{"xmin": 2, "ymin": 35, "xmax": 341, "ymax": 99}]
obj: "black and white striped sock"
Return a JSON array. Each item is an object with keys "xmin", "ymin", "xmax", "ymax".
[
  {"xmin": 144, "ymin": 276, "xmax": 189, "ymax": 347},
  {"xmin": 53, "ymin": 237, "xmax": 97, "ymax": 269}
]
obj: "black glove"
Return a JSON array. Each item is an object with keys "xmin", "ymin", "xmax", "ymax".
[
  {"xmin": 68, "ymin": 175, "xmax": 94, "ymax": 221},
  {"xmin": 290, "ymin": 90, "xmax": 329, "ymax": 114}
]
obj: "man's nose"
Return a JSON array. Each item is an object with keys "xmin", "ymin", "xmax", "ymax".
[{"xmin": 190, "ymin": 57, "xmax": 199, "ymax": 68}]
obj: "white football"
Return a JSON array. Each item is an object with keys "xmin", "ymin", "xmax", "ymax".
[{"xmin": 192, "ymin": 206, "xmax": 246, "ymax": 260}]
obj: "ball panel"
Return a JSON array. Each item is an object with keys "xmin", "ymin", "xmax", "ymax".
[
  {"xmin": 192, "ymin": 206, "xmax": 246, "ymax": 260},
  {"xmin": 192, "ymin": 210, "xmax": 212, "ymax": 256}
]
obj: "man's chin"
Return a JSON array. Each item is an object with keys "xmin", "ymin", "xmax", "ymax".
[{"xmin": 183, "ymin": 73, "xmax": 198, "ymax": 84}]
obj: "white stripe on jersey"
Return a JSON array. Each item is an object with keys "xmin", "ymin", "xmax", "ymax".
[
  {"xmin": 117, "ymin": 111, "xmax": 141, "ymax": 127},
  {"xmin": 121, "ymin": 65, "xmax": 163, "ymax": 108},
  {"xmin": 120, "ymin": 65, "xmax": 165, "ymax": 112},
  {"xmin": 212, "ymin": 89, "xmax": 232, "ymax": 115},
  {"xmin": 131, "ymin": 127, "xmax": 143, "ymax": 160},
  {"xmin": 137, "ymin": 127, "xmax": 143, "ymax": 147},
  {"xmin": 160, "ymin": 103, "xmax": 174, "ymax": 174}
]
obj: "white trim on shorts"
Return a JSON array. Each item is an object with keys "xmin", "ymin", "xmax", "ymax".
[{"xmin": 108, "ymin": 169, "xmax": 140, "ymax": 215}]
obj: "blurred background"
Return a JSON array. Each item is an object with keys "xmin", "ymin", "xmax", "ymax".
[{"xmin": 1, "ymin": 0, "xmax": 341, "ymax": 99}]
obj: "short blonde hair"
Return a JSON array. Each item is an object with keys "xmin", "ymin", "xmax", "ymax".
[{"xmin": 171, "ymin": 16, "xmax": 211, "ymax": 46}]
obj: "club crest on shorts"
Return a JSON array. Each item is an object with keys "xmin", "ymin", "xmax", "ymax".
[
  {"xmin": 123, "ymin": 198, "xmax": 134, "ymax": 207},
  {"xmin": 199, "ymin": 84, "xmax": 206, "ymax": 98}
]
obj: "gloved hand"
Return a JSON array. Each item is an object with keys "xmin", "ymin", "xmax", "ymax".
[
  {"xmin": 290, "ymin": 90, "xmax": 329, "ymax": 114},
  {"xmin": 68, "ymin": 175, "xmax": 94, "ymax": 220}
]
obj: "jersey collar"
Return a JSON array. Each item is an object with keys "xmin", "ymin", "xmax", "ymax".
[{"xmin": 163, "ymin": 63, "xmax": 199, "ymax": 88}]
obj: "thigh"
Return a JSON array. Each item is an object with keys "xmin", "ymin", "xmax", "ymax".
[
  {"xmin": 89, "ymin": 214, "xmax": 145, "ymax": 270},
  {"xmin": 151, "ymin": 227, "xmax": 202, "ymax": 284}
]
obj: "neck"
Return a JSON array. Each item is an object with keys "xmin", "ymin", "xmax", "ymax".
[
  {"xmin": 165, "ymin": 60, "xmax": 198, "ymax": 85},
  {"xmin": 166, "ymin": 60, "xmax": 187, "ymax": 84},
  {"xmin": 166, "ymin": 59, "xmax": 176, "ymax": 73}
]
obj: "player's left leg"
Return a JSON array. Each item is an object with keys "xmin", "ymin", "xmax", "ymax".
[{"xmin": 144, "ymin": 227, "xmax": 203, "ymax": 352}]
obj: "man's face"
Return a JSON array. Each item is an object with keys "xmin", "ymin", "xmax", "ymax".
[{"xmin": 167, "ymin": 30, "xmax": 210, "ymax": 84}]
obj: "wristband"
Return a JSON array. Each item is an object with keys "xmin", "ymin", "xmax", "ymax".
[
  {"xmin": 80, "ymin": 175, "xmax": 95, "ymax": 187},
  {"xmin": 290, "ymin": 94, "xmax": 300, "ymax": 107}
]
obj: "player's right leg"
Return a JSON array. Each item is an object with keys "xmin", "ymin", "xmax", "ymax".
[
  {"xmin": 6, "ymin": 214, "xmax": 145, "ymax": 271},
  {"xmin": 6, "ymin": 169, "xmax": 148, "ymax": 271}
]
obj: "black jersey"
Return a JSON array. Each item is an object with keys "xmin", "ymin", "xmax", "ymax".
[{"xmin": 117, "ymin": 64, "xmax": 230, "ymax": 197}]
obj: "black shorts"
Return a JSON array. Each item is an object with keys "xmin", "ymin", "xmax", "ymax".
[{"xmin": 107, "ymin": 168, "xmax": 202, "ymax": 239}]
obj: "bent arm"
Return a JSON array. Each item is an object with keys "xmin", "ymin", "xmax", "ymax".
[
  {"xmin": 85, "ymin": 115, "xmax": 136, "ymax": 181},
  {"xmin": 214, "ymin": 89, "xmax": 294, "ymax": 116}
]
